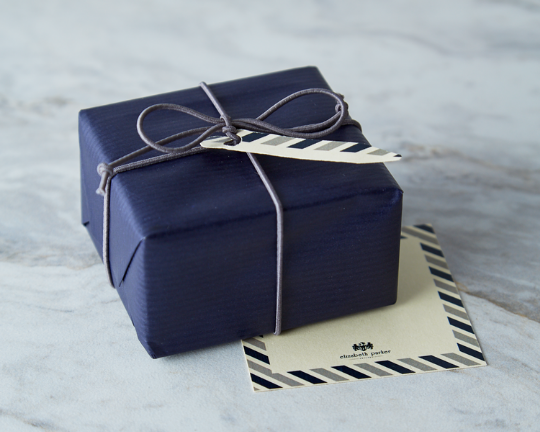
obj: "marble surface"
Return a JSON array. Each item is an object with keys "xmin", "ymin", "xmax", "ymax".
[{"xmin": 1, "ymin": 0, "xmax": 539, "ymax": 430}]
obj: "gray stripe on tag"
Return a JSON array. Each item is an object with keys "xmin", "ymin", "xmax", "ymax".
[
  {"xmin": 398, "ymin": 358, "xmax": 436, "ymax": 371},
  {"xmin": 310, "ymin": 368, "xmax": 349, "ymax": 382},
  {"xmin": 452, "ymin": 330, "xmax": 480, "ymax": 347},
  {"xmin": 425, "ymin": 255, "xmax": 449, "ymax": 269},
  {"xmin": 442, "ymin": 353, "xmax": 479, "ymax": 366},
  {"xmin": 368, "ymin": 148, "xmax": 389, "ymax": 156},
  {"xmin": 247, "ymin": 360, "xmax": 303, "ymax": 387},
  {"xmin": 434, "ymin": 279, "xmax": 458, "ymax": 294},
  {"xmin": 444, "ymin": 304, "xmax": 469, "ymax": 321},
  {"xmin": 401, "ymin": 227, "xmax": 439, "ymax": 245},
  {"xmin": 243, "ymin": 338, "xmax": 266, "ymax": 351},
  {"xmin": 315, "ymin": 141, "xmax": 349, "ymax": 151},
  {"xmin": 354, "ymin": 363, "xmax": 392, "ymax": 377},
  {"xmin": 261, "ymin": 136, "xmax": 294, "ymax": 146}
]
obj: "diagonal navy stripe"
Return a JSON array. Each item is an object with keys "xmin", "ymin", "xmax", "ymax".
[
  {"xmin": 250, "ymin": 373, "xmax": 282, "ymax": 389},
  {"xmin": 376, "ymin": 361, "xmax": 415, "ymax": 374},
  {"xmin": 288, "ymin": 138, "xmax": 320, "ymax": 149},
  {"xmin": 415, "ymin": 224, "xmax": 435, "ymax": 233},
  {"xmin": 401, "ymin": 235, "xmax": 407, "ymax": 239},
  {"xmin": 288, "ymin": 370, "xmax": 326, "ymax": 384},
  {"xmin": 420, "ymin": 355, "xmax": 458, "ymax": 369},
  {"xmin": 458, "ymin": 344, "xmax": 485, "ymax": 361},
  {"xmin": 448, "ymin": 317, "xmax": 474, "ymax": 334},
  {"xmin": 430, "ymin": 267, "xmax": 454, "ymax": 282},
  {"xmin": 332, "ymin": 366, "xmax": 370, "ymax": 379},
  {"xmin": 420, "ymin": 243, "xmax": 444, "ymax": 257},
  {"xmin": 243, "ymin": 346, "xmax": 270, "ymax": 364},
  {"xmin": 241, "ymin": 132, "xmax": 266, "ymax": 142},
  {"xmin": 439, "ymin": 291, "xmax": 464, "ymax": 307},
  {"xmin": 341, "ymin": 143, "xmax": 369, "ymax": 153}
]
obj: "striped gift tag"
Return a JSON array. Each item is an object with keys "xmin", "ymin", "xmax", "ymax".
[{"xmin": 201, "ymin": 130, "xmax": 401, "ymax": 164}]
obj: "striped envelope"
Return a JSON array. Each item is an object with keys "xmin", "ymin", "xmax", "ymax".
[{"xmin": 241, "ymin": 224, "xmax": 486, "ymax": 392}]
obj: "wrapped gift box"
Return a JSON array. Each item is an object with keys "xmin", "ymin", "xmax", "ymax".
[{"xmin": 79, "ymin": 66, "xmax": 403, "ymax": 358}]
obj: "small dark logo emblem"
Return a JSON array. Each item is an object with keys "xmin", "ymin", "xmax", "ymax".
[{"xmin": 352, "ymin": 342, "xmax": 373, "ymax": 352}]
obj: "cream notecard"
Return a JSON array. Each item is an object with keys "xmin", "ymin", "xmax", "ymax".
[{"xmin": 241, "ymin": 224, "xmax": 486, "ymax": 392}]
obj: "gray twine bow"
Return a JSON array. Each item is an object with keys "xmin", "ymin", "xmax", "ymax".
[{"xmin": 96, "ymin": 82, "xmax": 361, "ymax": 335}]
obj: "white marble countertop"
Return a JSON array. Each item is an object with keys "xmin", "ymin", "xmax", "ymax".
[{"xmin": 1, "ymin": 0, "xmax": 539, "ymax": 430}]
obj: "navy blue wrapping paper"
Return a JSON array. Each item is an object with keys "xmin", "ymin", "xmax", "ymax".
[{"xmin": 79, "ymin": 67, "xmax": 403, "ymax": 358}]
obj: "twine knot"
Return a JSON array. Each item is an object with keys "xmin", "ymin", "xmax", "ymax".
[
  {"xmin": 220, "ymin": 114, "xmax": 240, "ymax": 144},
  {"xmin": 96, "ymin": 163, "xmax": 114, "ymax": 196}
]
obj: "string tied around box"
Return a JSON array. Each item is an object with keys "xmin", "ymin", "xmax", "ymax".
[{"xmin": 96, "ymin": 82, "xmax": 361, "ymax": 335}]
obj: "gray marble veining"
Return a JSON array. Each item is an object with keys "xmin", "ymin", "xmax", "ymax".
[{"xmin": 1, "ymin": 0, "xmax": 539, "ymax": 430}]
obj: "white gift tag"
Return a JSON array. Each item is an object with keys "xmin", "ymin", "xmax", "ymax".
[{"xmin": 201, "ymin": 130, "xmax": 401, "ymax": 164}]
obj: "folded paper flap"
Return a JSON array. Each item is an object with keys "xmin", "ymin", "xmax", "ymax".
[{"xmin": 79, "ymin": 66, "xmax": 401, "ymax": 288}]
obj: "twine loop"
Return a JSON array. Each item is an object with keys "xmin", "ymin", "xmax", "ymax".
[
  {"xmin": 220, "ymin": 114, "xmax": 240, "ymax": 144},
  {"xmin": 96, "ymin": 83, "xmax": 360, "ymax": 195}
]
